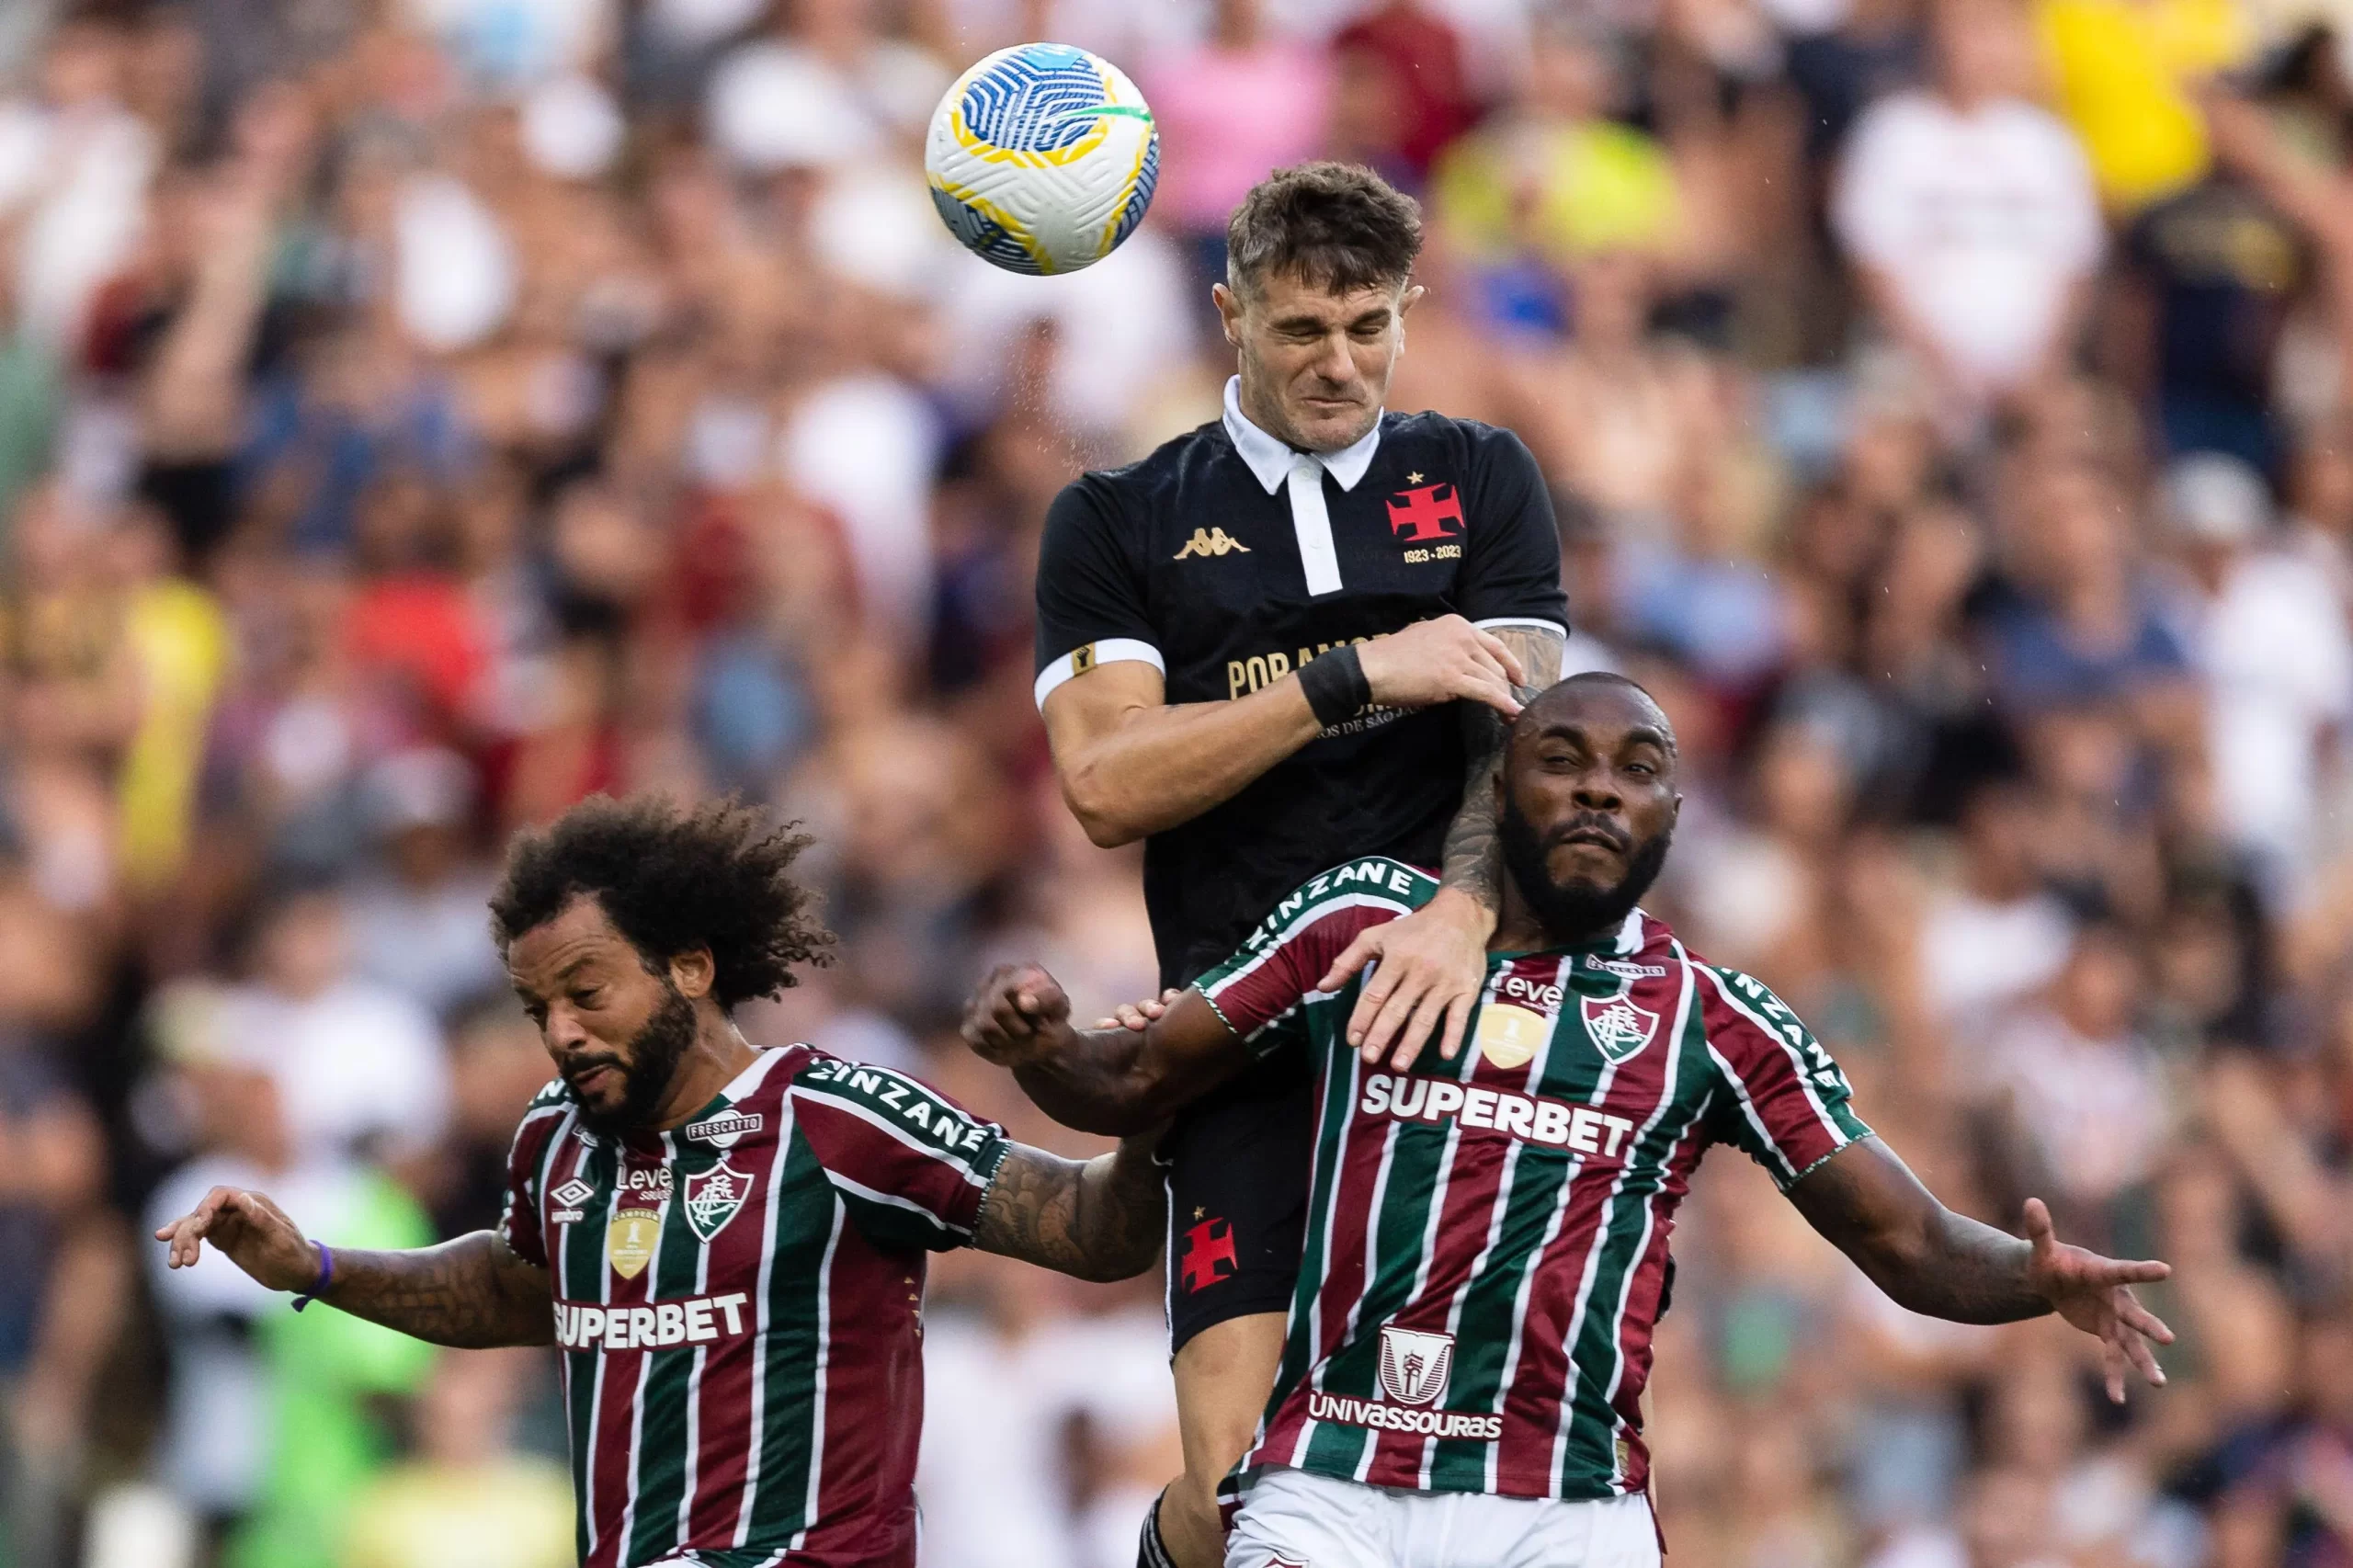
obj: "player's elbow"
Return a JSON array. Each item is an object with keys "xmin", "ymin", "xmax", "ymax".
[{"xmin": 1061, "ymin": 768, "xmax": 1146, "ymax": 847}]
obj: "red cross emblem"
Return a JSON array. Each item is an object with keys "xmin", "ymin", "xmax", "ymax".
[
  {"xmin": 1178, "ymin": 1217, "xmax": 1239, "ymax": 1293},
  {"xmin": 1385, "ymin": 482, "xmax": 1464, "ymax": 544}
]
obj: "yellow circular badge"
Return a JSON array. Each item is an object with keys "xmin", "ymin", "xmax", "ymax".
[{"xmin": 1475, "ymin": 1004, "xmax": 1547, "ymax": 1071}]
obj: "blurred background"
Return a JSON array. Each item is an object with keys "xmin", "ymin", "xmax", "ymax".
[{"xmin": 0, "ymin": 0, "xmax": 2349, "ymax": 1564}]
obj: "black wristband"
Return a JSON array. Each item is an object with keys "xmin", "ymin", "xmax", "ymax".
[{"xmin": 1297, "ymin": 644, "xmax": 1371, "ymax": 728}]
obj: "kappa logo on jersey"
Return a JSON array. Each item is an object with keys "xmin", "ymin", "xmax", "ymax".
[
  {"xmin": 682, "ymin": 1161, "xmax": 753, "ymax": 1242},
  {"xmin": 683, "ymin": 1110, "xmax": 763, "ymax": 1148},
  {"xmin": 1174, "ymin": 527, "xmax": 1251, "ymax": 560},
  {"xmin": 1384, "ymin": 482, "xmax": 1464, "ymax": 544},
  {"xmin": 1583, "ymin": 995, "xmax": 1660, "ymax": 1063},
  {"xmin": 1178, "ymin": 1217, "xmax": 1238, "ymax": 1293},
  {"xmin": 1377, "ymin": 1324, "xmax": 1454, "ymax": 1407}
]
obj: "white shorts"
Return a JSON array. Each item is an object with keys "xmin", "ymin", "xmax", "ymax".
[{"xmin": 1226, "ymin": 1467, "xmax": 1661, "ymax": 1568}]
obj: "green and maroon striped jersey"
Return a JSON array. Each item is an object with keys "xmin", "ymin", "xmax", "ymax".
[
  {"xmin": 1194, "ymin": 858, "xmax": 1870, "ymax": 1505},
  {"xmin": 498, "ymin": 1045, "xmax": 1009, "ymax": 1568}
]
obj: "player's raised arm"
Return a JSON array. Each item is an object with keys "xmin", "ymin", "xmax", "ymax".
[
  {"xmin": 961, "ymin": 964, "xmax": 1253, "ymax": 1135},
  {"xmin": 154, "ymin": 1187, "xmax": 553, "ymax": 1348},
  {"xmin": 1788, "ymin": 1138, "xmax": 2174, "ymax": 1402}
]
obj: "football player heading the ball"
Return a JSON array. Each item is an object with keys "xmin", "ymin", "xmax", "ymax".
[
  {"xmin": 156, "ymin": 794, "xmax": 1166, "ymax": 1568},
  {"xmin": 966, "ymin": 674, "xmax": 2174, "ymax": 1568},
  {"xmin": 1026, "ymin": 161, "xmax": 1567, "ymax": 1568}
]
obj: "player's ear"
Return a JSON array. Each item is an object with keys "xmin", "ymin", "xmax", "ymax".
[
  {"xmin": 1212, "ymin": 280, "xmax": 1244, "ymax": 347},
  {"xmin": 1398, "ymin": 283, "xmax": 1426, "ymax": 318},
  {"xmin": 669, "ymin": 946, "xmax": 716, "ymax": 1001}
]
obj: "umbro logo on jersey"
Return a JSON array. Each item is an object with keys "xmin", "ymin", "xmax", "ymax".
[
  {"xmin": 1582, "ymin": 996, "xmax": 1660, "ymax": 1063},
  {"xmin": 1174, "ymin": 527, "xmax": 1250, "ymax": 560},
  {"xmin": 683, "ymin": 1110, "xmax": 763, "ymax": 1148},
  {"xmin": 551, "ymin": 1178, "xmax": 596, "ymax": 1209}
]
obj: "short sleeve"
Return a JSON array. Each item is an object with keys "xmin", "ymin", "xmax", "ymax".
[
  {"xmin": 1698, "ymin": 966, "xmax": 1870, "ymax": 1190},
  {"xmin": 1034, "ymin": 477, "xmax": 1165, "ymax": 710},
  {"xmin": 1194, "ymin": 858, "xmax": 1429, "ymax": 1051},
  {"xmin": 789, "ymin": 1055, "xmax": 1012, "ymax": 1252},
  {"xmin": 498, "ymin": 1088, "xmax": 574, "ymax": 1269},
  {"xmin": 1456, "ymin": 426, "xmax": 1568, "ymax": 636}
]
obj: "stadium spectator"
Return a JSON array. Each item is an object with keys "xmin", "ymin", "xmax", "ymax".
[{"xmin": 1833, "ymin": 0, "xmax": 2104, "ymax": 421}]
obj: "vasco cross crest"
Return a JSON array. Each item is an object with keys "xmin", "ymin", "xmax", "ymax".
[{"xmin": 682, "ymin": 1161, "xmax": 754, "ymax": 1243}]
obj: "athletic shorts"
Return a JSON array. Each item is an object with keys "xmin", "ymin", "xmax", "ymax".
[
  {"xmin": 1226, "ymin": 1467, "xmax": 1661, "ymax": 1568},
  {"xmin": 1162, "ymin": 1050, "xmax": 1314, "ymax": 1353}
]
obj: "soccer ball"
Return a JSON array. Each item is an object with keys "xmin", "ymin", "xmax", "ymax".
[{"xmin": 925, "ymin": 43, "xmax": 1159, "ymax": 276}]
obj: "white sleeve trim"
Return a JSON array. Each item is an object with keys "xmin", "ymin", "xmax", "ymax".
[
  {"xmin": 1472, "ymin": 618, "xmax": 1569, "ymax": 637},
  {"xmin": 1033, "ymin": 637, "xmax": 1166, "ymax": 710}
]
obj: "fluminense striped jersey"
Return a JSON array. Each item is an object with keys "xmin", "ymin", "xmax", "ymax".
[
  {"xmin": 498, "ymin": 1044, "xmax": 1010, "ymax": 1568},
  {"xmin": 1195, "ymin": 858, "xmax": 1870, "ymax": 1505}
]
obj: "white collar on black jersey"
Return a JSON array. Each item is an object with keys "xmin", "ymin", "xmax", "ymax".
[{"xmin": 1222, "ymin": 375, "xmax": 1383, "ymax": 494}]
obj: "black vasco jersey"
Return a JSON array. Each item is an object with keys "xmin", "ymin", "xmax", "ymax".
[{"xmin": 1035, "ymin": 379, "xmax": 1568, "ymax": 988}]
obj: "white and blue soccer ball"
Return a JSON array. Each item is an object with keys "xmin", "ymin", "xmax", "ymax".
[{"xmin": 925, "ymin": 42, "xmax": 1159, "ymax": 276}]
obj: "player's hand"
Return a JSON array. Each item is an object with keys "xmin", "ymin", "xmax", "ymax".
[
  {"xmin": 153, "ymin": 1186, "xmax": 317, "ymax": 1292},
  {"xmin": 1358, "ymin": 615, "xmax": 1526, "ymax": 718},
  {"xmin": 2020, "ymin": 1197, "xmax": 2175, "ymax": 1403},
  {"xmin": 962, "ymin": 964, "xmax": 1074, "ymax": 1068},
  {"xmin": 1094, "ymin": 988, "xmax": 1181, "ymax": 1032},
  {"xmin": 1318, "ymin": 888, "xmax": 1496, "ymax": 1070}
]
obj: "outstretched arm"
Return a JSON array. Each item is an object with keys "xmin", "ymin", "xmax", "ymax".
[
  {"xmin": 156, "ymin": 1186, "xmax": 553, "ymax": 1349},
  {"xmin": 1789, "ymin": 1139, "xmax": 2173, "ymax": 1401},
  {"xmin": 961, "ymin": 964, "xmax": 1252, "ymax": 1135},
  {"xmin": 972, "ymin": 1134, "xmax": 1166, "ymax": 1282}
]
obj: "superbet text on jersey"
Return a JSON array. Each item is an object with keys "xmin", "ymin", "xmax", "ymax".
[
  {"xmin": 500, "ymin": 1046, "xmax": 1009, "ymax": 1568},
  {"xmin": 1192, "ymin": 860, "xmax": 1871, "ymax": 1505}
]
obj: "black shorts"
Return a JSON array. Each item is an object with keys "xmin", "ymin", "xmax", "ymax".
[{"xmin": 1162, "ymin": 1049, "xmax": 1314, "ymax": 1354}]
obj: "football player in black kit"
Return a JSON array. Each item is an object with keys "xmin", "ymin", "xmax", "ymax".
[{"xmin": 1029, "ymin": 163, "xmax": 1568, "ymax": 1568}]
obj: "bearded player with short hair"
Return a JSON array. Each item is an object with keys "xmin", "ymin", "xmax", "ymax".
[
  {"xmin": 966, "ymin": 675, "xmax": 2173, "ymax": 1567},
  {"xmin": 157, "ymin": 795, "xmax": 1165, "ymax": 1568}
]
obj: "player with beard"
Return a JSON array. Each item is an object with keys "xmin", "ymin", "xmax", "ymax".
[
  {"xmin": 963, "ymin": 673, "xmax": 2174, "ymax": 1566},
  {"xmin": 156, "ymin": 794, "xmax": 1167, "ymax": 1568}
]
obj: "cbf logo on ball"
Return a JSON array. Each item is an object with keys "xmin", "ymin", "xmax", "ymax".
[{"xmin": 926, "ymin": 42, "xmax": 1158, "ymax": 275}]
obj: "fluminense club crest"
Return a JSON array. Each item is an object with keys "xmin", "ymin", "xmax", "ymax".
[
  {"xmin": 1378, "ymin": 1324, "xmax": 1455, "ymax": 1407},
  {"xmin": 682, "ymin": 1161, "xmax": 754, "ymax": 1243},
  {"xmin": 1581, "ymin": 994, "xmax": 1660, "ymax": 1063}
]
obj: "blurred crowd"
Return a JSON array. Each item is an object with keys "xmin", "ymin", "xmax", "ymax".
[{"xmin": 0, "ymin": 0, "xmax": 2351, "ymax": 1564}]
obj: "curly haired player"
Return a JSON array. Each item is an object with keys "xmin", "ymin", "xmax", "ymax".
[{"xmin": 158, "ymin": 794, "xmax": 1165, "ymax": 1568}]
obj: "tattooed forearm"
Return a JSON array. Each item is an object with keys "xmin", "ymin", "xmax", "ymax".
[
  {"xmin": 972, "ymin": 1139, "xmax": 1166, "ymax": 1282},
  {"xmin": 1790, "ymin": 1138, "xmax": 2051, "ymax": 1325},
  {"xmin": 1439, "ymin": 627, "xmax": 1565, "ymax": 913},
  {"xmin": 321, "ymin": 1232, "xmax": 555, "ymax": 1347}
]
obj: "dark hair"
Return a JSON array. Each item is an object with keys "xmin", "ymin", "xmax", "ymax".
[
  {"xmin": 489, "ymin": 794, "xmax": 833, "ymax": 1007},
  {"xmin": 1226, "ymin": 162, "xmax": 1423, "ymax": 300}
]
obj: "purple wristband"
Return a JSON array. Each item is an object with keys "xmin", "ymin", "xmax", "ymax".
[{"xmin": 290, "ymin": 1242, "xmax": 334, "ymax": 1312}]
